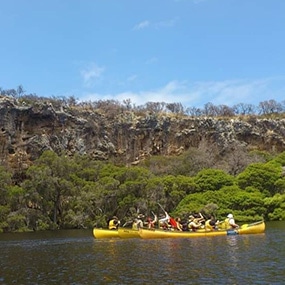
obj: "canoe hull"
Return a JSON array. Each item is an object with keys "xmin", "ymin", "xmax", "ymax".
[
  {"xmin": 93, "ymin": 228, "xmax": 140, "ymax": 239},
  {"xmin": 238, "ymin": 220, "xmax": 265, "ymax": 235},
  {"xmin": 118, "ymin": 228, "xmax": 140, "ymax": 238},
  {"xmin": 93, "ymin": 228, "xmax": 119, "ymax": 239},
  {"xmin": 139, "ymin": 221, "xmax": 265, "ymax": 239},
  {"xmin": 93, "ymin": 221, "xmax": 265, "ymax": 239}
]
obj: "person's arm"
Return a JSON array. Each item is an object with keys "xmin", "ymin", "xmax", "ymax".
[
  {"xmin": 229, "ymin": 219, "xmax": 239, "ymax": 228},
  {"xmin": 159, "ymin": 211, "xmax": 170, "ymax": 224},
  {"xmin": 198, "ymin": 213, "xmax": 205, "ymax": 222},
  {"xmin": 152, "ymin": 212, "xmax": 158, "ymax": 223}
]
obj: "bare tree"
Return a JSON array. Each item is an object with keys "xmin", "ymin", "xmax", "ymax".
[
  {"xmin": 185, "ymin": 106, "xmax": 203, "ymax": 116},
  {"xmin": 166, "ymin": 102, "xmax": 184, "ymax": 114},
  {"xmin": 232, "ymin": 103, "xmax": 256, "ymax": 115},
  {"xmin": 144, "ymin": 102, "xmax": 166, "ymax": 113},
  {"xmin": 258, "ymin": 100, "xmax": 283, "ymax": 115},
  {"xmin": 222, "ymin": 143, "xmax": 265, "ymax": 175},
  {"xmin": 204, "ymin": 102, "xmax": 219, "ymax": 116},
  {"xmin": 16, "ymin": 85, "xmax": 25, "ymax": 97},
  {"xmin": 217, "ymin": 105, "xmax": 235, "ymax": 117}
]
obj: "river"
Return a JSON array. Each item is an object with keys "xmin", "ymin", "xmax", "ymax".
[{"xmin": 0, "ymin": 221, "xmax": 284, "ymax": 285}]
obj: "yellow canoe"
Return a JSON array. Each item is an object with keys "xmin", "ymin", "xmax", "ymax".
[
  {"xmin": 118, "ymin": 228, "xmax": 140, "ymax": 239},
  {"xmin": 139, "ymin": 221, "xmax": 265, "ymax": 239},
  {"xmin": 93, "ymin": 228, "xmax": 119, "ymax": 239},
  {"xmin": 238, "ymin": 220, "xmax": 266, "ymax": 235},
  {"xmin": 93, "ymin": 227, "xmax": 140, "ymax": 239}
]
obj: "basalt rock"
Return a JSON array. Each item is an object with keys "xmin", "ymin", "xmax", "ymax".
[{"xmin": 1, "ymin": 96, "xmax": 285, "ymax": 171}]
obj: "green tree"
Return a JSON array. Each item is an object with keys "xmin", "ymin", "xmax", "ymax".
[
  {"xmin": 0, "ymin": 166, "xmax": 12, "ymax": 205},
  {"xmin": 271, "ymin": 151, "xmax": 285, "ymax": 166},
  {"xmin": 194, "ymin": 169, "xmax": 234, "ymax": 192},
  {"xmin": 22, "ymin": 151, "xmax": 77, "ymax": 229},
  {"xmin": 264, "ymin": 193, "xmax": 285, "ymax": 220},
  {"xmin": 0, "ymin": 167, "xmax": 12, "ymax": 232},
  {"xmin": 236, "ymin": 162, "xmax": 282, "ymax": 196},
  {"xmin": 174, "ymin": 185, "xmax": 265, "ymax": 222}
]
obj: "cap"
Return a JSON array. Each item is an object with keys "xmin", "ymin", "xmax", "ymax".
[{"xmin": 227, "ymin": 214, "xmax": 233, "ymax": 219}]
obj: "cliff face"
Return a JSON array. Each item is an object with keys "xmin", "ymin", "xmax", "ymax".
[{"xmin": 1, "ymin": 96, "xmax": 285, "ymax": 171}]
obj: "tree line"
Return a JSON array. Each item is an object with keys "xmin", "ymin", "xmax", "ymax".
[
  {"xmin": 0, "ymin": 149, "xmax": 285, "ymax": 233},
  {"xmin": 1, "ymin": 85, "xmax": 285, "ymax": 117}
]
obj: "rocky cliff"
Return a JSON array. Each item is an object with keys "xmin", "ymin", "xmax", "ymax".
[{"xmin": 1, "ymin": 95, "xmax": 285, "ymax": 172}]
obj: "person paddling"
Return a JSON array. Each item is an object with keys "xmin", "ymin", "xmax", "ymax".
[
  {"xmin": 225, "ymin": 213, "xmax": 239, "ymax": 229},
  {"xmin": 158, "ymin": 210, "xmax": 170, "ymax": 229},
  {"xmin": 147, "ymin": 212, "xmax": 157, "ymax": 229},
  {"xmin": 205, "ymin": 215, "xmax": 219, "ymax": 231},
  {"xmin": 132, "ymin": 214, "xmax": 145, "ymax": 230},
  {"xmin": 108, "ymin": 216, "xmax": 120, "ymax": 230},
  {"xmin": 188, "ymin": 213, "xmax": 204, "ymax": 231}
]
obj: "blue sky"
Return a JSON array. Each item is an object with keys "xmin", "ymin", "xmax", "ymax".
[{"xmin": 1, "ymin": 0, "xmax": 285, "ymax": 108}]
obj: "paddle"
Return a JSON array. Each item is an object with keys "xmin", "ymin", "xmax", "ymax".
[
  {"xmin": 157, "ymin": 203, "xmax": 170, "ymax": 228},
  {"xmin": 157, "ymin": 202, "xmax": 167, "ymax": 214},
  {"xmin": 151, "ymin": 211, "xmax": 157, "ymax": 222},
  {"xmin": 240, "ymin": 221, "xmax": 263, "ymax": 229}
]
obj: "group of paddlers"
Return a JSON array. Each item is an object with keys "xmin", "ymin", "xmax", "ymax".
[{"xmin": 108, "ymin": 210, "xmax": 239, "ymax": 232}]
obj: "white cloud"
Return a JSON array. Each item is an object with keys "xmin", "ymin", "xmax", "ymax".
[
  {"xmin": 155, "ymin": 18, "xmax": 179, "ymax": 29},
  {"xmin": 80, "ymin": 77, "xmax": 284, "ymax": 108},
  {"xmin": 133, "ymin": 18, "xmax": 177, "ymax": 31},
  {"xmin": 190, "ymin": 78, "xmax": 271, "ymax": 106},
  {"xmin": 127, "ymin": 75, "xmax": 137, "ymax": 82},
  {"xmin": 133, "ymin": 20, "xmax": 150, "ymax": 30},
  {"xmin": 80, "ymin": 63, "xmax": 105, "ymax": 87},
  {"xmin": 145, "ymin": 57, "xmax": 158, "ymax": 64},
  {"xmin": 81, "ymin": 80, "xmax": 195, "ymax": 106}
]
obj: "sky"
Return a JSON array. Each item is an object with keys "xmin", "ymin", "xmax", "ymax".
[{"xmin": 1, "ymin": 0, "xmax": 285, "ymax": 109}]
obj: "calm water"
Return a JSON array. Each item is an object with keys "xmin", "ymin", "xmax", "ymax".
[{"xmin": 0, "ymin": 222, "xmax": 284, "ymax": 285}]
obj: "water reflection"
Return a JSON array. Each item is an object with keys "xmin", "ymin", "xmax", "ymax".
[
  {"xmin": 226, "ymin": 236, "xmax": 239, "ymax": 269},
  {"xmin": 0, "ymin": 223, "xmax": 284, "ymax": 284}
]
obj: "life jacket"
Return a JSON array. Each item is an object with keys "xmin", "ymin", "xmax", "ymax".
[
  {"xmin": 132, "ymin": 219, "xmax": 143, "ymax": 230},
  {"xmin": 228, "ymin": 217, "xmax": 238, "ymax": 229},
  {"xmin": 188, "ymin": 220, "xmax": 202, "ymax": 231},
  {"xmin": 224, "ymin": 218, "xmax": 230, "ymax": 229},
  {"xmin": 108, "ymin": 219, "xmax": 117, "ymax": 230},
  {"xmin": 169, "ymin": 217, "xmax": 177, "ymax": 229},
  {"xmin": 205, "ymin": 220, "xmax": 213, "ymax": 231}
]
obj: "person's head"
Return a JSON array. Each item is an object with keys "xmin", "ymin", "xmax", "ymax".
[
  {"xmin": 189, "ymin": 215, "xmax": 194, "ymax": 221},
  {"xmin": 227, "ymin": 214, "xmax": 233, "ymax": 219},
  {"xmin": 113, "ymin": 216, "xmax": 118, "ymax": 220}
]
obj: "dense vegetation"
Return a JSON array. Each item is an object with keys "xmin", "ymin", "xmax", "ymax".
[
  {"xmin": 1, "ymin": 86, "xmax": 285, "ymax": 232},
  {"xmin": 1, "ymin": 149, "xmax": 285, "ymax": 232}
]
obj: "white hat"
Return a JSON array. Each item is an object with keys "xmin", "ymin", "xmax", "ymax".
[{"xmin": 227, "ymin": 214, "xmax": 233, "ymax": 219}]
